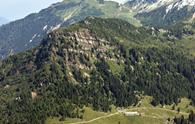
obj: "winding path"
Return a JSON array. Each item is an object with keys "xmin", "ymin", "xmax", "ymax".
[
  {"xmin": 68, "ymin": 107, "xmax": 189, "ymax": 124},
  {"xmin": 69, "ymin": 112, "xmax": 120, "ymax": 124}
]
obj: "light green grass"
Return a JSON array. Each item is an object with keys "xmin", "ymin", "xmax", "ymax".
[
  {"xmin": 127, "ymin": 116, "xmax": 164, "ymax": 124},
  {"xmin": 46, "ymin": 107, "xmax": 110, "ymax": 124},
  {"xmin": 46, "ymin": 106, "xmax": 191, "ymax": 124},
  {"xmin": 164, "ymin": 98, "xmax": 195, "ymax": 113},
  {"xmin": 83, "ymin": 107, "xmax": 108, "ymax": 121},
  {"xmin": 46, "ymin": 118, "xmax": 82, "ymax": 124},
  {"xmin": 107, "ymin": 60, "xmax": 124, "ymax": 75},
  {"xmin": 55, "ymin": 0, "xmax": 141, "ymax": 26},
  {"xmin": 136, "ymin": 95, "xmax": 153, "ymax": 107},
  {"xmin": 176, "ymin": 36, "xmax": 195, "ymax": 57},
  {"xmin": 46, "ymin": 96, "xmax": 195, "ymax": 124}
]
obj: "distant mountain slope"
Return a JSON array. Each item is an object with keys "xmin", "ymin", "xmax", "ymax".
[
  {"xmin": 136, "ymin": 5, "xmax": 195, "ymax": 27},
  {"xmin": 132, "ymin": 0, "xmax": 195, "ymax": 27},
  {"xmin": 0, "ymin": 17, "xmax": 195, "ymax": 124},
  {"xmin": 125, "ymin": 0, "xmax": 158, "ymax": 11},
  {"xmin": 0, "ymin": 0, "xmax": 140, "ymax": 59}
]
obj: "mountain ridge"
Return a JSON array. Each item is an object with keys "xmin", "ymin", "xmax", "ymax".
[
  {"xmin": 0, "ymin": 0, "xmax": 194, "ymax": 59},
  {"xmin": 0, "ymin": 0, "xmax": 140, "ymax": 59}
]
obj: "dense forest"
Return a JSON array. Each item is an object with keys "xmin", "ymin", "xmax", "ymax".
[{"xmin": 0, "ymin": 17, "xmax": 195, "ymax": 124}]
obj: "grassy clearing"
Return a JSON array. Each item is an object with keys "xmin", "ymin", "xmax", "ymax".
[
  {"xmin": 46, "ymin": 107, "xmax": 115, "ymax": 124},
  {"xmin": 176, "ymin": 36, "xmax": 195, "ymax": 56},
  {"xmin": 46, "ymin": 96, "xmax": 195, "ymax": 124},
  {"xmin": 136, "ymin": 95, "xmax": 153, "ymax": 108},
  {"xmin": 46, "ymin": 118, "xmax": 82, "ymax": 124},
  {"xmin": 107, "ymin": 60, "xmax": 124, "ymax": 75},
  {"xmin": 46, "ymin": 107, "xmax": 187, "ymax": 124},
  {"xmin": 82, "ymin": 107, "xmax": 108, "ymax": 121},
  {"xmin": 127, "ymin": 116, "xmax": 164, "ymax": 124},
  {"xmin": 46, "ymin": 106, "xmax": 191, "ymax": 124},
  {"xmin": 164, "ymin": 98, "xmax": 195, "ymax": 113}
]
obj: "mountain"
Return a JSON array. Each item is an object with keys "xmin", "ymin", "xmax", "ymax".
[
  {"xmin": 125, "ymin": 0, "xmax": 158, "ymax": 11},
  {"xmin": 0, "ymin": 0, "xmax": 195, "ymax": 59},
  {"xmin": 0, "ymin": 17, "xmax": 195, "ymax": 124},
  {"xmin": 126, "ymin": 0, "xmax": 195, "ymax": 13},
  {"xmin": 0, "ymin": 0, "xmax": 141, "ymax": 59},
  {"xmin": 0, "ymin": 17, "xmax": 9, "ymax": 26},
  {"xmin": 130, "ymin": 0, "xmax": 195, "ymax": 27}
]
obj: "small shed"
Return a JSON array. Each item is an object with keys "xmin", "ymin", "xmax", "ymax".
[{"xmin": 123, "ymin": 112, "xmax": 140, "ymax": 116}]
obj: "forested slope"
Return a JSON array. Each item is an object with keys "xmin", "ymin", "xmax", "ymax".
[{"xmin": 0, "ymin": 17, "xmax": 195, "ymax": 124}]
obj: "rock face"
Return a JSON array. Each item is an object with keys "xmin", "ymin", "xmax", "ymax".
[{"xmin": 50, "ymin": 28, "xmax": 117, "ymax": 77}]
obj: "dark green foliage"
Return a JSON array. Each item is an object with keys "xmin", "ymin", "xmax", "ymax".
[
  {"xmin": 173, "ymin": 111, "xmax": 195, "ymax": 124},
  {"xmin": 97, "ymin": 0, "xmax": 104, "ymax": 4},
  {"xmin": 79, "ymin": 17, "xmax": 156, "ymax": 43},
  {"xmin": 123, "ymin": 47, "xmax": 195, "ymax": 105},
  {"xmin": 0, "ymin": 18, "xmax": 195, "ymax": 124}
]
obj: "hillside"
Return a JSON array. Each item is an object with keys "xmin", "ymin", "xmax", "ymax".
[
  {"xmin": 0, "ymin": 0, "xmax": 140, "ymax": 59},
  {"xmin": 0, "ymin": 17, "xmax": 195, "ymax": 124},
  {"xmin": 136, "ymin": 5, "xmax": 195, "ymax": 28},
  {"xmin": 46, "ymin": 98, "xmax": 195, "ymax": 124},
  {"xmin": 0, "ymin": 0, "xmax": 195, "ymax": 59},
  {"xmin": 133, "ymin": 0, "xmax": 195, "ymax": 27}
]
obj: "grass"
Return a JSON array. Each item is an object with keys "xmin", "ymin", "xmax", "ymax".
[
  {"xmin": 55, "ymin": 0, "xmax": 141, "ymax": 27},
  {"xmin": 46, "ymin": 118, "xmax": 82, "ymax": 124},
  {"xmin": 176, "ymin": 98, "xmax": 195, "ymax": 112},
  {"xmin": 164, "ymin": 98, "xmax": 195, "ymax": 113},
  {"xmin": 138, "ymin": 95, "xmax": 195, "ymax": 113},
  {"xmin": 87, "ymin": 114, "xmax": 134, "ymax": 124},
  {"xmin": 136, "ymin": 95, "xmax": 153, "ymax": 108},
  {"xmin": 46, "ymin": 106, "xmax": 188, "ymax": 124},
  {"xmin": 107, "ymin": 60, "xmax": 124, "ymax": 76},
  {"xmin": 82, "ymin": 107, "xmax": 108, "ymax": 121},
  {"xmin": 46, "ymin": 96, "xmax": 195, "ymax": 124},
  {"xmin": 127, "ymin": 116, "xmax": 164, "ymax": 124},
  {"xmin": 46, "ymin": 107, "xmax": 109, "ymax": 124},
  {"xmin": 176, "ymin": 36, "xmax": 195, "ymax": 57}
]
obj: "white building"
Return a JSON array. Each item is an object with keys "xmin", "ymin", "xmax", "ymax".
[{"xmin": 123, "ymin": 112, "xmax": 140, "ymax": 116}]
